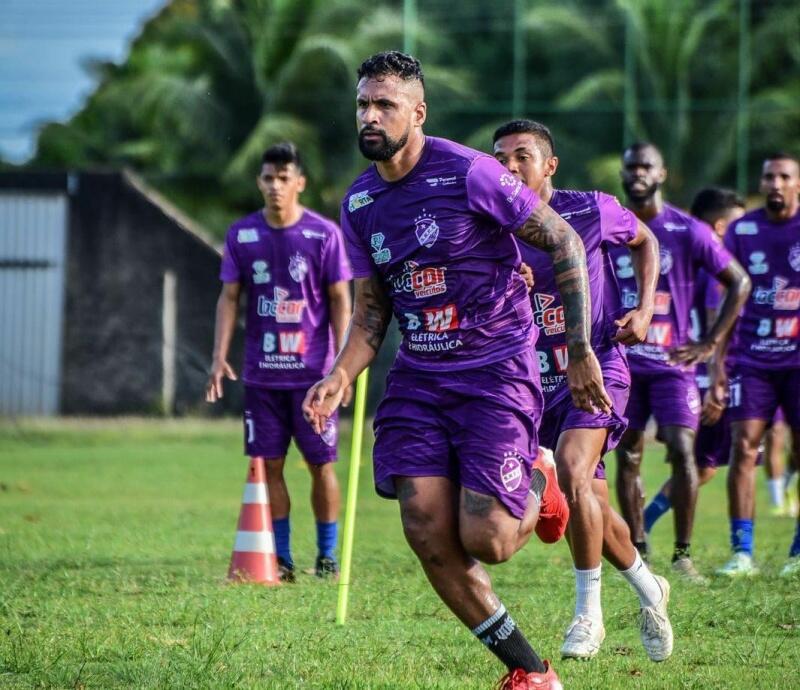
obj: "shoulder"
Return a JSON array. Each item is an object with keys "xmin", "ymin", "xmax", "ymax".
[
  {"xmin": 550, "ymin": 188, "xmax": 598, "ymax": 212},
  {"xmin": 225, "ymin": 211, "xmax": 263, "ymax": 244},
  {"xmin": 729, "ymin": 208, "xmax": 764, "ymax": 238},
  {"xmin": 342, "ymin": 167, "xmax": 380, "ymax": 216}
]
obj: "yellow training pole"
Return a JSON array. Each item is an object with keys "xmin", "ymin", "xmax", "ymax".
[{"xmin": 336, "ymin": 368, "xmax": 369, "ymax": 625}]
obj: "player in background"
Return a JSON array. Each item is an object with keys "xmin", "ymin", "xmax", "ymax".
[
  {"xmin": 643, "ymin": 188, "xmax": 745, "ymax": 545},
  {"xmin": 717, "ymin": 153, "xmax": 800, "ymax": 578},
  {"xmin": 612, "ymin": 144, "xmax": 751, "ymax": 580},
  {"xmin": 493, "ymin": 120, "xmax": 673, "ymax": 662},
  {"xmin": 763, "ymin": 414, "xmax": 798, "ymax": 517},
  {"xmin": 206, "ymin": 143, "xmax": 353, "ymax": 581},
  {"xmin": 303, "ymin": 50, "xmax": 609, "ymax": 690}
]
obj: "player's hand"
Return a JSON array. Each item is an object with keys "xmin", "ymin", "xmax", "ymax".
[
  {"xmin": 700, "ymin": 375, "xmax": 728, "ymax": 425},
  {"xmin": 519, "ymin": 262, "xmax": 534, "ymax": 293},
  {"xmin": 566, "ymin": 348, "xmax": 612, "ymax": 414},
  {"xmin": 342, "ymin": 384, "xmax": 354, "ymax": 407},
  {"xmin": 669, "ymin": 339, "xmax": 715, "ymax": 366},
  {"xmin": 612, "ymin": 308, "xmax": 652, "ymax": 345},
  {"xmin": 205, "ymin": 359, "xmax": 237, "ymax": 402},
  {"xmin": 302, "ymin": 367, "xmax": 349, "ymax": 434}
]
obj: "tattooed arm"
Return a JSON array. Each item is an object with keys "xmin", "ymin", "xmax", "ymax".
[
  {"xmin": 303, "ymin": 274, "xmax": 392, "ymax": 433},
  {"xmin": 515, "ymin": 201, "xmax": 611, "ymax": 413}
]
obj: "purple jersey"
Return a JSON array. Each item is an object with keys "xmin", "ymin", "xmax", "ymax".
[
  {"xmin": 610, "ymin": 203, "xmax": 732, "ymax": 374},
  {"xmin": 725, "ymin": 208, "xmax": 800, "ymax": 369},
  {"xmin": 220, "ymin": 208, "xmax": 352, "ymax": 389},
  {"xmin": 341, "ymin": 136, "xmax": 539, "ymax": 371},
  {"xmin": 517, "ymin": 189, "xmax": 637, "ymax": 401}
]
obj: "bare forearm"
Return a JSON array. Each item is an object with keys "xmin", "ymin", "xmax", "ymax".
[
  {"xmin": 328, "ymin": 288, "xmax": 352, "ymax": 352},
  {"xmin": 212, "ymin": 294, "xmax": 238, "ymax": 361},
  {"xmin": 707, "ymin": 265, "xmax": 751, "ymax": 347}
]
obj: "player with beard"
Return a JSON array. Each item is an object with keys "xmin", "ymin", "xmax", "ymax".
[
  {"xmin": 303, "ymin": 51, "xmax": 613, "ymax": 689},
  {"xmin": 717, "ymin": 153, "xmax": 800, "ymax": 578},
  {"xmin": 612, "ymin": 143, "xmax": 750, "ymax": 580},
  {"xmin": 493, "ymin": 120, "xmax": 674, "ymax": 663}
]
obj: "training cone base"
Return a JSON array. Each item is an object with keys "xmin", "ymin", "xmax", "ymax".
[{"xmin": 227, "ymin": 456, "xmax": 280, "ymax": 586}]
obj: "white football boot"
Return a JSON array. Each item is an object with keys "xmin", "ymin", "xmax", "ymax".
[
  {"xmin": 561, "ymin": 615, "xmax": 606, "ymax": 660},
  {"xmin": 638, "ymin": 575, "xmax": 673, "ymax": 662},
  {"xmin": 716, "ymin": 551, "xmax": 760, "ymax": 577}
]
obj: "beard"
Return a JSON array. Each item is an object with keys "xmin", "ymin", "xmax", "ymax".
[
  {"xmin": 765, "ymin": 194, "xmax": 786, "ymax": 212},
  {"xmin": 623, "ymin": 179, "xmax": 660, "ymax": 202},
  {"xmin": 358, "ymin": 126, "xmax": 410, "ymax": 161}
]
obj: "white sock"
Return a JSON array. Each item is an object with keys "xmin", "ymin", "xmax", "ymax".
[
  {"xmin": 620, "ymin": 553, "xmax": 663, "ymax": 608},
  {"xmin": 768, "ymin": 478, "xmax": 784, "ymax": 507},
  {"xmin": 574, "ymin": 565, "xmax": 602, "ymax": 620}
]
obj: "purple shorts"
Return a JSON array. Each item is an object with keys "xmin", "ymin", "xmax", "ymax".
[
  {"xmin": 539, "ymin": 377, "xmax": 630, "ymax": 481},
  {"xmin": 728, "ymin": 366, "xmax": 800, "ymax": 428},
  {"xmin": 626, "ymin": 369, "xmax": 701, "ymax": 432},
  {"xmin": 373, "ymin": 350, "xmax": 544, "ymax": 519},
  {"xmin": 243, "ymin": 386, "xmax": 338, "ymax": 464}
]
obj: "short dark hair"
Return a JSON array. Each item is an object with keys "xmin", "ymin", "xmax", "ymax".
[
  {"xmin": 357, "ymin": 51, "xmax": 425, "ymax": 88},
  {"xmin": 261, "ymin": 142, "xmax": 303, "ymax": 172},
  {"xmin": 625, "ymin": 141, "xmax": 662, "ymax": 157},
  {"xmin": 690, "ymin": 187, "xmax": 745, "ymax": 223},
  {"xmin": 492, "ymin": 119, "xmax": 555, "ymax": 157},
  {"xmin": 764, "ymin": 151, "xmax": 800, "ymax": 167}
]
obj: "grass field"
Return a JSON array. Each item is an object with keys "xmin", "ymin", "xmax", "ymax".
[{"xmin": 1, "ymin": 418, "xmax": 798, "ymax": 689}]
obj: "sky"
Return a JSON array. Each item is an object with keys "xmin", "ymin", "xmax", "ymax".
[{"xmin": 0, "ymin": 0, "xmax": 166, "ymax": 162}]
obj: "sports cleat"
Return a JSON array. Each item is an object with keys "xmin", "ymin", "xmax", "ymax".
[
  {"xmin": 277, "ymin": 557, "xmax": 296, "ymax": 583},
  {"xmin": 638, "ymin": 574, "xmax": 673, "ymax": 662},
  {"xmin": 671, "ymin": 556, "xmax": 709, "ymax": 585},
  {"xmin": 314, "ymin": 555, "xmax": 339, "ymax": 579},
  {"xmin": 561, "ymin": 615, "xmax": 606, "ymax": 660},
  {"xmin": 779, "ymin": 556, "xmax": 800, "ymax": 578},
  {"xmin": 715, "ymin": 552, "xmax": 759, "ymax": 577},
  {"xmin": 496, "ymin": 661, "xmax": 563, "ymax": 689},
  {"xmin": 533, "ymin": 447, "xmax": 569, "ymax": 544}
]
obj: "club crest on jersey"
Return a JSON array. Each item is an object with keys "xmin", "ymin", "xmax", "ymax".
[
  {"xmin": 348, "ymin": 190, "xmax": 373, "ymax": 212},
  {"xmin": 616, "ymin": 254, "xmax": 634, "ymax": 279},
  {"xmin": 500, "ymin": 450, "xmax": 523, "ymax": 492},
  {"xmin": 288, "ymin": 252, "xmax": 308, "ymax": 283},
  {"xmin": 789, "ymin": 243, "xmax": 800, "ymax": 272},
  {"xmin": 748, "ymin": 251, "xmax": 768, "ymax": 275},
  {"xmin": 659, "ymin": 247, "xmax": 673, "ymax": 275},
  {"xmin": 370, "ymin": 233, "xmax": 391, "ymax": 264},
  {"xmin": 237, "ymin": 228, "xmax": 259, "ymax": 243},
  {"xmin": 414, "ymin": 210, "xmax": 440, "ymax": 248},
  {"xmin": 252, "ymin": 260, "xmax": 271, "ymax": 284}
]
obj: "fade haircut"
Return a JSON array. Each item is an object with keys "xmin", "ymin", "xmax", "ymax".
[
  {"xmin": 625, "ymin": 141, "xmax": 663, "ymax": 158},
  {"xmin": 492, "ymin": 119, "xmax": 555, "ymax": 158},
  {"xmin": 690, "ymin": 187, "xmax": 745, "ymax": 224},
  {"xmin": 357, "ymin": 51, "xmax": 425, "ymax": 89},
  {"xmin": 764, "ymin": 151, "xmax": 800, "ymax": 168},
  {"xmin": 261, "ymin": 142, "xmax": 303, "ymax": 173}
]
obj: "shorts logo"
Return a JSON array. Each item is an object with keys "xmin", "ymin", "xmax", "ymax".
[
  {"xmin": 348, "ymin": 190, "xmax": 373, "ymax": 212},
  {"xmin": 252, "ymin": 260, "xmax": 271, "ymax": 284},
  {"xmin": 659, "ymin": 247, "xmax": 673, "ymax": 275},
  {"xmin": 748, "ymin": 251, "xmax": 768, "ymax": 275},
  {"xmin": 320, "ymin": 419, "xmax": 337, "ymax": 447},
  {"xmin": 371, "ymin": 233, "xmax": 391, "ymax": 265},
  {"xmin": 735, "ymin": 221, "xmax": 758, "ymax": 235},
  {"xmin": 500, "ymin": 450, "xmax": 523, "ymax": 492},
  {"xmin": 532, "ymin": 293, "xmax": 565, "ymax": 336},
  {"xmin": 754, "ymin": 277, "xmax": 800, "ymax": 310},
  {"xmin": 616, "ymin": 254, "xmax": 634, "ymax": 279},
  {"xmin": 499, "ymin": 173, "xmax": 523, "ymax": 204},
  {"xmin": 279, "ymin": 331, "xmax": 305, "ymax": 354},
  {"xmin": 257, "ymin": 287, "xmax": 306, "ymax": 323},
  {"xmin": 687, "ymin": 387, "xmax": 701, "ymax": 414},
  {"xmin": 653, "ymin": 291, "xmax": 671, "ymax": 316},
  {"xmin": 237, "ymin": 228, "xmax": 259, "ymax": 243},
  {"xmin": 414, "ymin": 209, "xmax": 440, "ymax": 248},
  {"xmin": 776, "ymin": 317, "xmax": 799, "ymax": 338},
  {"xmin": 423, "ymin": 304, "xmax": 459, "ymax": 332},
  {"xmin": 645, "ymin": 322, "xmax": 672, "ymax": 346},
  {"xmin": 790, "ymin": 243, "xmax": 800, "ymax": 272},
  {"xmin": 288, "ymin": 253, "xmax": 308, "ymax": 283},
  {"xmin": 390, "ymin": 261, "xmax": 447, "ymax": 298}
]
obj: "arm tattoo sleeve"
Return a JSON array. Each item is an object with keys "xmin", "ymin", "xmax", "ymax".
[
  {"xmin": 514, "ymin": 202, "xmax": 591, "ymax": 360},
  {"xmin": 350, "ymin": 274, "xmax": 392, "ymax": 352}
]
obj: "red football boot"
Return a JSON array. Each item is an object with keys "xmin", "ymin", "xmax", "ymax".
[
  {"xmin": 496, "ymin": 661, "xmax": 563, "ymax": 689},
  {"xmin": 533, "ymin": 447, "xmax": 569, "ymax": 544}
]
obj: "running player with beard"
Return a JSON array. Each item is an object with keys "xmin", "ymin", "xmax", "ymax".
[
  {"xmin": 303, "ymin": 51, "xmax": 610, "ymax": 689},
  {"xmin": 493, "ymin": 120, "xmax": 673, "ymax": 663},
  {"xmin": 717, "ymin": 153, "xmax": 800, "ymax": 578},
  {"xmin": 612, "ymin": 143, "xmax": 750, "ymax": 579}
]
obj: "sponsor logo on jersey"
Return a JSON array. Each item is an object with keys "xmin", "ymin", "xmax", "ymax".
[
  {"xmin": 423, "ymin": 304, "xmax": 459, "ymax": 332},
  {"xmin": 748, "ymin": 251, "xmax": 769, "ymax": 275},
  {"xmin": 776, "ymin": 317, "xmax": 799, "ymax": 338},
  {"xmin": 348, "ymin": 190, "xmax": 373, "ymax": 212},
  {"xmin": 302, "ymin": 228, "xmax": 326, "ymax": 240},
  {"xmin": 653, "ymin": 291, "xmax": 672, "ymax": 315},
  {"xmin": 532, "ymin": 293, "xmax": 565, "ymax": 336},
  {"xmin": 278, "ymin": 331, "xmax": 306, "ymax": 354},
  {"xmin": 252, "ymin": 260, "xmax": 271, "ymax": 284},
  {"xmin": 620, "ymin": 287, "xmax": 639, "ymax": 309},
  {"xmin": 559, "ymin": 206, "xmax": 593, "ymax": 220},
  {"xmin": 753, "ymin": 277, "xmax": 800, "ymax": 310},
  {"xmin": 535, "ymin": 345, "xmax": 569, "ymax": 375},
  {"xmin": 414, "ymin": 210, "xmax": 440, "ymax": 248},
  {"xmin": 257, "ymin": 287, "xmax": 306, "ymax": 323},
  {"xmin": 500, "ymin": 450, "xmax": 524, "ymax": 492},
  {"xmin": 659, "ymin": 247, "xmax": 673, "ymax": 275},
  {"xmin": 425, "ymin": 175, "xmax": 457, "ymax": 187},
  {"xmin": 499, "ymin": 172, "xmax": 523, "ymax": 204},
  {"xmin": 735, "ymin": 221, "xmax": 758, "ymax": 235},
  {"xmin": 616, "ymin": 254, "xmax": 634, "ymax": 279},
  {"xmin": 370, "ymin": 232, "xmax": 391, "ymax": 264},
  {"xmin": 237, "ymin": 228, "xmax": 259, "ymax": 243},
  {"xmin": 789, "ymin": 243, "xmax": 800, "ymax": 272},
  {"xmin": 288, "ymin": 252, "xmax": 308, "ymax": 283},
  {"xmin": 663, "ymin": 222, "xmax": 688, "ymax": 232},
  {"xmin": 645, "ymin": 322, "xmax": 672, "ymax": 346},
  {"xmin": 390, "ymin": 261, "xmax": 447, "ymax": 298},
  {"xmin": 404, "ymin": 312, "xmax": 421, "ymax": 331}
]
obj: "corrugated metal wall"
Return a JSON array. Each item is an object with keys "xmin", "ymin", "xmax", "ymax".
[{"xmin": 0, "ymin": 192, "xmax": 67, "ymax": 415}]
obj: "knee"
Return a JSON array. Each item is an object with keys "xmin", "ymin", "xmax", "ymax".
[
  {"xmin": 732, "ymin": 433, "xmax": 761, "ymax": 467},
  {"xmin": 617, "ymin": 445, "xmax": 643, "ymax": 472},
  {"xmin": 461, "ymin": 531, "xmax": 515, "ymax": 565},
  {"xmin": 263, "ymin": 461, "xmax": 285, "ymax": 483},
  {"xmin": 556, "ymin": 460, "xmax": 592, "ymax": 507}
]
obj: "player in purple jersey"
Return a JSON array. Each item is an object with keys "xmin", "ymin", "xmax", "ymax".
[
  {"xmin": 643, "ymin": 188, "xmax": 746, "ymax": 552},
  {"xmin": 493, "ymin": 120, "xmax": 673, "ymax": 663},
  {"xmin": 717, "ymin": 153, "xmax": 800, "ymax": 578},
  {"xmin": 302, "ymin": 51, "xmax": 613, "ymax": 690},
  {"xmin": 612, "ymin": 143, "xmax": 750, "ymax": 580},
  {"xmin": 206, "ymin": 143, "xmax": 353, "ymax": 581}
]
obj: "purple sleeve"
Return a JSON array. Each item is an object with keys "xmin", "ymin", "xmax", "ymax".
[
  {"xmin": 339, "ymin": 207, "xmax": 375, "ymax": 278},
  {"xmin": 466, "ymin": 155, "xmax": 539, "ymax": 234},
  {"xmin": 323, "ymin": 223, "xmax": 354, "ymax": 285},
  {"xmin": 693, "ymin": 219, "xmax": 733, "ymax": 276},
  {"xmin": 597, "ymin": 192, "xmax": 637, "ymax": 246},
  {"xmin": 219, "ymin": 230, "xmax": 242, "ymax": 283}
]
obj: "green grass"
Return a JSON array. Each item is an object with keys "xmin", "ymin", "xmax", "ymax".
[{"xmin": 0, "ymin": 418, "xmax": 798, "ymax": 689}]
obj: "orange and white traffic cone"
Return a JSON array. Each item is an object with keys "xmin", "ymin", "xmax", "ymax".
[{"xmin": 227, "ymin": 456, "xmax": 280, "ymax": 585}]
